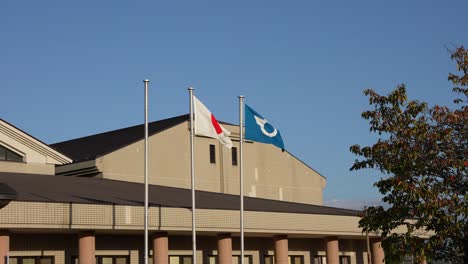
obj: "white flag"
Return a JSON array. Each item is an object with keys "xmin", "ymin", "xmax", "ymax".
[{"xmin": 194, "ymin": 96, "xmax": 233, "ymax": 148}]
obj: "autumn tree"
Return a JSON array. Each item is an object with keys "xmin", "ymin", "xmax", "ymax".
[{"xmin": 350, "ymin": 46, "xmax": 467, "ymax": 264}]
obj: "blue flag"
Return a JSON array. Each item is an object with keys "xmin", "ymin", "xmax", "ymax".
[{"xmin": 245, "ymin": 104, "xmax": 285, "ymax": 150}]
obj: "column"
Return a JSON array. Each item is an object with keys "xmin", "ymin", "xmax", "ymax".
[
  {"xmin": 325, "ymin": 237, "xmax": 339, "ymax": 264},
  {"xmin": 0, "ymin": 230, "xmax": 9, "ymax": 264},
  {"xmin": 153, "ymin": 232, "xmax": 169, "ymax": 264},
  {"xmin": 370, "ymin": 239, "xmax": 384, "ymax": 264},
  {"xmin": 274, "ymin": 235, "xmax": 288, "ymax": 264},
  {"xmin": 217, "ymin": 233, "xmax": 232, "ymax": 264},
  {"xmin": 79, "ymin": 231, "xmax": 95, "ymax": 264}
]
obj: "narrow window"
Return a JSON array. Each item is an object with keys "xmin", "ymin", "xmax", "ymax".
[
  {"xmin": 289, "ymin": 256, "xmax": 304, "ymax": 264},
  {"xmin": 73, "ymin": 256, "xmax": 128, "ymax": 264},
  {"xmin": 169, "ymin": 256, "xmax": 193, "ymax": 264},
  {"xmin": 208, "ymin": 256, "xmax": 218, "ymax": 264},
  {"xmin": 10, "ymin": 256, "xmax": 54, "ymax": 264},
  {"xmin": 209, "ymin": 144, "xmax": 216, "ymax": 164},
  {"xmin": 0, "ymin": 145, "xmax": 23, "ymax": 162},
  {"xmin": 231, "ymin": 147, "xmax": 238, "ymax": 166},
  {"xmin": 233, "ymin": 255, "xmax": 252, "ymax": 264},
  {"xmin": 339, "ymin": 256, "xmax": 351, "ymax": 264},
  {"xmin": 314, "ymin": 256, "xmax": 326, "ymax": 264},
  {"xmin": 264, "ymin": 255, "xmax": 274, "ymax": 264}
]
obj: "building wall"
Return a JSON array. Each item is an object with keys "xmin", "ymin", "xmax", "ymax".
[
  {"xmin": 9, "ymin": 234, "xmax": 368, "ymax": 264},
  {"xmin": 97, "ymin": 122, "xmax": 325, "ymax": 205},
  {"xmin": 0, "ymin": 161, "xmax": 54, "ymax": 175},
  {"xmin": 0, "ymin": 120, "xmax": 71, "ymax": 174},
  {"xmin": 0, "ymin": 201, "xmax": 374, "ymax": 237}
]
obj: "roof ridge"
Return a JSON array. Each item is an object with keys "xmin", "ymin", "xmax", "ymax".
[{"xmin": 51, "ymin": 114, "xmax": 189, "ymax": 146}]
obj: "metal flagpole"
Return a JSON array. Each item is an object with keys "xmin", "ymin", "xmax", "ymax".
[
  {"xmin": 238, "ymin": 95, "xmax": 245, "ymax": 264},
  {"xmin": 188, "ymin": 87, "xmax": 197, "ymax": 264},
  {"xmin": 143, "ymin": 79, "xmax": 149, "ymax": 264}
]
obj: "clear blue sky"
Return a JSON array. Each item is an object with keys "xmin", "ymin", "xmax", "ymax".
[{"xmin": 1, "ymin": 0, "xmax": 467, "ymax": 209}]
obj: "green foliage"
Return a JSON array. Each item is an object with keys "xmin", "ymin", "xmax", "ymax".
[{"xmin": 351, "ymin": 47, "xmax": 468, "ymax": 264}]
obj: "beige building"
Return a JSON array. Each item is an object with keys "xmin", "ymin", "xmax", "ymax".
[{"xmin": 0, "ymin": 116, "xmax": 385, "ymax": 264}]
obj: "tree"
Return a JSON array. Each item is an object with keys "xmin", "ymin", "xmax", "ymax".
[{"xmin": 350, "ymin": 46, "xmax": 467, "ymax": 264}]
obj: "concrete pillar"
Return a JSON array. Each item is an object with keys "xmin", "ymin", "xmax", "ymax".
[
  {"xmin": 217, "ymin": 233, "xmax": 232, "ymax": 264},
  {"xmin": 325, "ymin": 237, "xmax": 339, "ymax": 264},
  {"xmin": 0, "ymin": 231, "xmax": 9, "ymax": 264},
  {"xmin": 153, "ymin": 232, "xmax": 169, "ymax": 264},
  {"xmin": 370, "ymin": 239, "xmax": 385, "ymax": 264},
  {"xmin": 79, "ymin": 231, "xmax": 95, "ymax": 264},
  {"xmin": 274, "ymin": 235, "xmax": 288, "ymax": 264}
]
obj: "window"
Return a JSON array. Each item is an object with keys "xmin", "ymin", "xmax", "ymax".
[
  {"xmin": 0, "ymin": 145, "xmax": 23, "ymax": 162},
  {"xmin": 207, "ymin": 256, "xmax": 217, "ymax": 264},
  {"xmin": 208, "ymin": 255, "xmax": 251, "ymax": 264},
  {"xmin": 314, "ymin": 256, "xmax": 326, "ymax": 264},
  {"xmin": 209, "ymin": 144, "xmax": 216, "ymax": 164},
  {"xmin": 73, "ymin": 256, "xmax": 129, "ymax": 264},
  {"xmin": 289, "ymin": 256, "xmax": 304, "ymax": 264},
  {"xmin": 231, "ymin": 147, "xmax": 238, "ymax": 166},
  {"xmin": 264, "ymin": 255, "xmax": 304, "ymax": 264},
  {"xmin": 170, "ymin": 255, "xmax": 192, "ymax": 264},
  {"xmin": 264, "ymin": 255, "xmax": 274, "ymax": 264},
  {"xmin": 9, "ymin": 256, "xmax": 54, "ymax": 264},
  {"xmin": 339, "ymin": 256, "xmax": 350, "ymax": 264},
  {"xmin": 232, "ymin": 255, "xmax": 252, "ymax": 264}
]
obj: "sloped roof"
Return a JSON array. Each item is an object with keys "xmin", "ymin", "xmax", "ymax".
[
  {"xmin": 0, "ymin": 119, "xmax": 72, "ymax": 164},
  {"xmin": 0, "ymin": 172, "xmax": 360, "ymax": 216},
  {"xmin": 51, "ymin": 114, "xmax": 189, "ymax": 162}
]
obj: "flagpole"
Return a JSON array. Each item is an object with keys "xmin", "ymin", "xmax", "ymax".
[
  {"xmin": 238, "ymin": 95, "xmax": 245, "ymax": 264},
  {"xmin": 188, "ymin": 87, "xmax": 197, "ymax": 264},
  {"xmin": 143, "ymin": 79, "xmax": 149, "ymax": 264}
]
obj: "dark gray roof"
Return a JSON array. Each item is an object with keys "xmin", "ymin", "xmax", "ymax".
[
  {"xmin": 0, "ymin": 183, "xmax": 17, "ymax": 200},
  {"xmin": 51, "ymin": 115, "xmax": 189, "ymax": 162},
  {"xmin": 0, "ymin": 172, "xmax": 360, "ymax": 216}
]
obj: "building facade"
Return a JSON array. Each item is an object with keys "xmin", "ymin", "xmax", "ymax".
[{"xmin": 0, "ymin": 116, "xmax": 385, "ymax": 264}]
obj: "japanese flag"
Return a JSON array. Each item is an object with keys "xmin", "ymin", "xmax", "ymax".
[{"xmin": 194, "ymin": 96, "xmax": 233, "ymax": 149}]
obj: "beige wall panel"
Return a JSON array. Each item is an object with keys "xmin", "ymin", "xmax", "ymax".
[
  {"xmin": 160, "ymin": 207, "xmax": 191, "ymax": 229},
  {"xmin": 98, "ymin": 121, "xmax": 325, "ymax": 205},
  {"xmin": 114, "ymin": 205, "xmax": 161, "ymax": 229},
  {"xmin": 100, "ymin": 123, "xmax": 221, "ymax": 193},
  {"xmin": 243, "ymin": 211, "xmax": 362, "ymax": 234},
  {"xmin": 160, "ymin": 208, "xmax": 366, "ymax": 236},
  {"xmin": 0, "ymin": 121, "xmax": 71, "ymax": 165},
  {"xmin": 0, "ymin": 202, "xmax": 69, "ymax": 226},
  {"xmin": 71, "ymin": 204, "xmax": 112, "ymax": 228},
  {"xmin": 0, "ymin": 161, "xmax": 54, "ymax": 175},
  {"xmin": 220, "ymin": 123, "xmax": 325, "ymax": 205},
  {"xmin": 0, "ymin": 202, "xmax": 381, "ymax": 238},
  {"xmin": 114, "ymin": 205, "xmax": 144, "ymax": 227}
]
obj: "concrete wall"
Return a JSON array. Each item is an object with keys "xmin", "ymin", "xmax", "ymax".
[{"xmin": 97, "ymin": 122, "xmax": 325, "ymax": 205}]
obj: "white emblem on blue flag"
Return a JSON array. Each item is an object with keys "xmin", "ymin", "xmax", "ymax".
[{"xmin": 253, "ymin": 115, "xmax": 278, "ymax": 137}]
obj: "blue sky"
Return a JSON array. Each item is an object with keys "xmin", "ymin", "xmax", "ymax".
[{"xmin": 1, "ymin": 0, "xmax": 467, "ymax": 209}]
